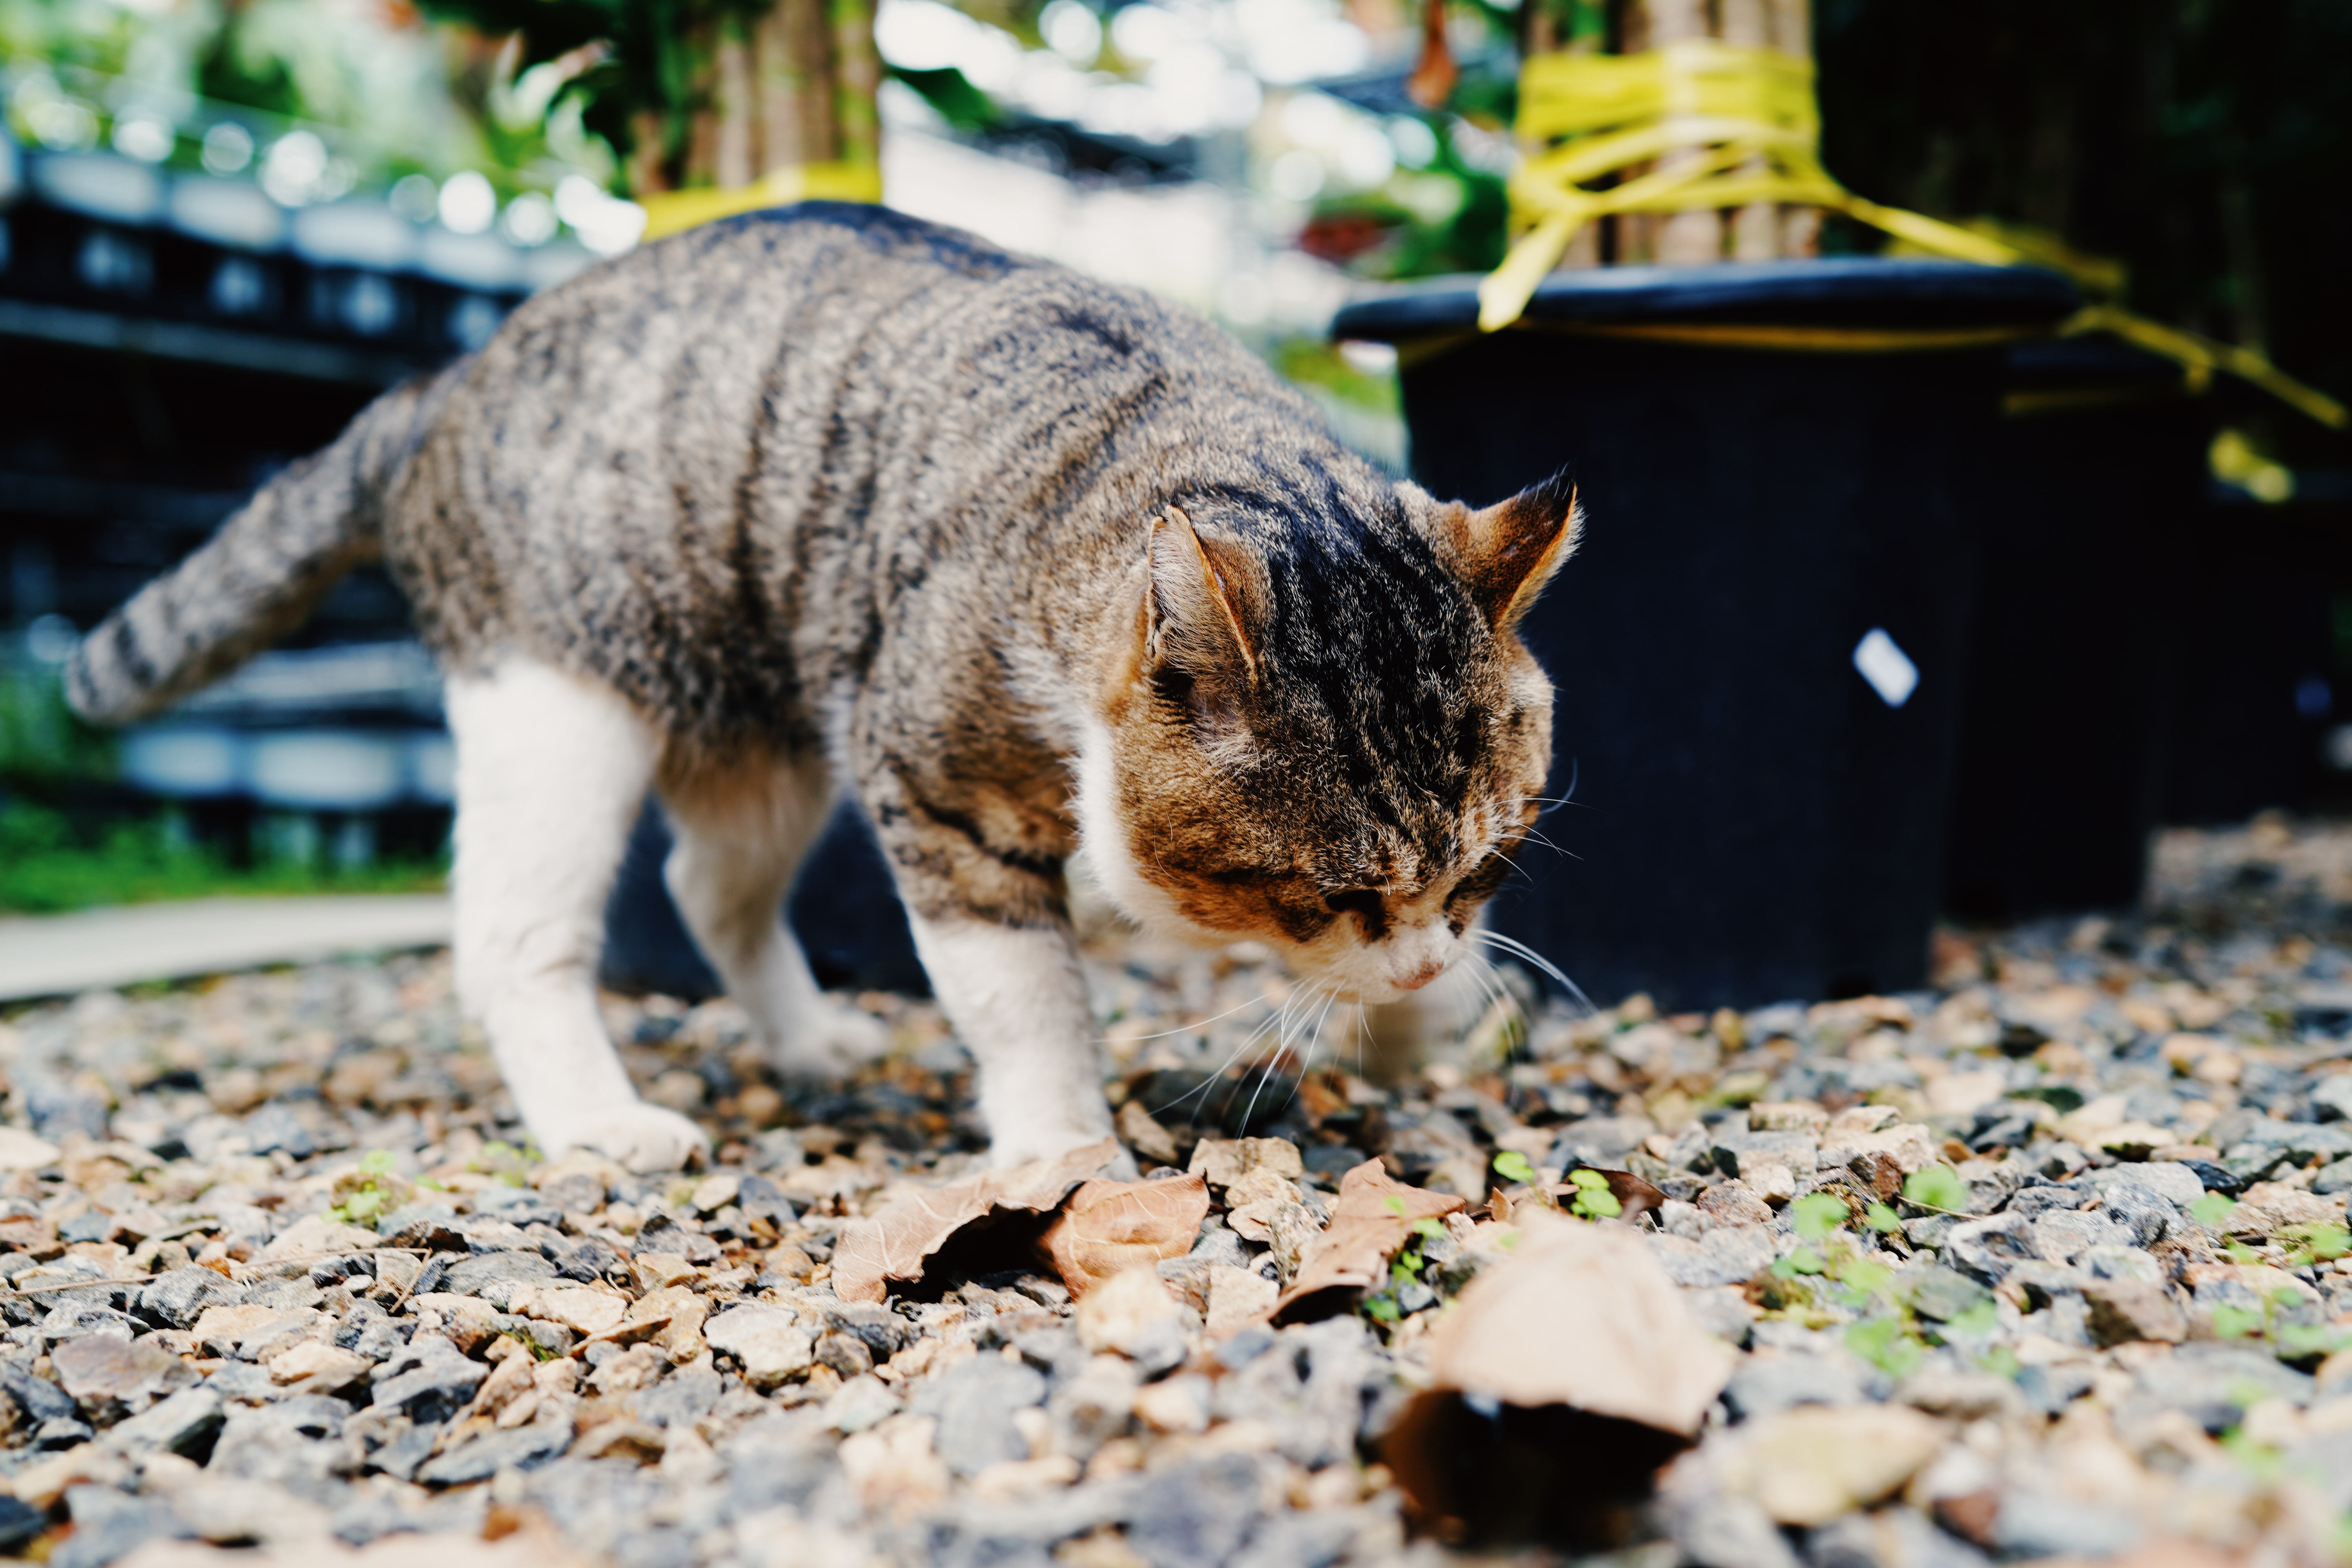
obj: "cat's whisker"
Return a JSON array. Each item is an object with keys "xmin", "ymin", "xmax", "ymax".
[
  {"xmin": 1151, "ymin": 990, "xmax": 1299, "ymax": 1124},
  {"xmin": 1095, "ymin": 988, "xmax": 1275, "ymax": 1048},
  {"xmin": 1472, "ymin": 929, "xmax": 1599, "ymax": 1016},
  {"xmin": 1241, "ymin": 982, "xmax": 1329, "ymax": 1131},
  {"xmin": 1272, "ymin": 985, "xmax": 1344, "ymax": 1120}
]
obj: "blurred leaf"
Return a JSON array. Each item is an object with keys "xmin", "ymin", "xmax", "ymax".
[
  {"xmin": 1790, "ymin": 1192, "xmax": 1851, "ymax": 1241},
  {"xmin": 1902, "ymin": 1165, "xmax": 1970, "ymax": 1213}
]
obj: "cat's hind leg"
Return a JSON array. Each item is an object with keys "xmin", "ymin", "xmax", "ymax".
[
  {"xmin": 659, "ymin": 757, "xmax": 890, "ymax": 1077},
  {"xmin": 446, "ymin": 657, "xmax": 710, "ymax": 1173}
]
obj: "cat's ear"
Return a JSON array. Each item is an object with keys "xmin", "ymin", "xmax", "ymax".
[
  {"xmin": 1144, "ymin": 507, "xmax": 1259, "ymax": 682},
  {"xmin": 1425, "ymin": 468, "xmax": 1582, "ymax": 632}
]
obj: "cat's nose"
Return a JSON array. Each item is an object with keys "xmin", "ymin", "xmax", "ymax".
[{"xmin": 1396, "ymin": 960, "xmax": 1444, "ymax": 991}]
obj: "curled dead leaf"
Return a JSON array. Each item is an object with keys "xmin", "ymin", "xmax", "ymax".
[
  {"xmin": 1383, "ymin": 1209, "xmax": 1738, "ymax": 1547},
  {"xmin": 1036, "ymin": 1173, "xmax": 1210, "ymax": 1298},
  {"xmin": 1270, "ymin": 1158, "xmax": 1464, "ymax": 1324},
  {"xmin": 1423, "ymin": 1209, "xmax": 1733, "ymax": 1434},
  {"xmin": 832, "ymin": 1140, "xmax": 1119, "ymax": 1303}
]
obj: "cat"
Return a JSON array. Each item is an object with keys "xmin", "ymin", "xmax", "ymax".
[{"xmin": 67, "ymin": 203, "xmax": 1579, "ymax": 1175}]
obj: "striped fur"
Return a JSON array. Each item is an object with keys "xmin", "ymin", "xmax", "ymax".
[{"xmin": 66, "ymin": 204, "xmax": 1579, "ymax": 1168}]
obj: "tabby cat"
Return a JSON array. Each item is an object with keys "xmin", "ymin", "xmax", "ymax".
[{"xmin": 69, "ymin": 204, "xmax": 1578, "ymax": 1174}]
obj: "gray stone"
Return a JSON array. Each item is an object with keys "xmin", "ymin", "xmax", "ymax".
[
  {"xmin": 53, "ymin": 1485, "xmax": 184, "ymax": 1568},
  {"xmin": 1207, "ymin": 1318, "xmax": 1391, "ymax": 1469},
  {"xmin": 1228, "ymin": 1507, "xmax": 1366, "ymax": 1568},
  {"xmin": 2031, "ymin": 1210, "xmax": 2134, "ymax": 1265},
  {"xmin": 440, "ymin": 1250, "xmax": 557, "ymax": 1309},
  {"xmin": 632, "ymin": 1365, "xmax": 720, "ymax": 1429},
  {"xmin": 822, "ymin": 1301, "xmax": 911, "ymax": 1359},
  {"xmin": 109, "ymin": 1386, "xmax": 225, "ymax": 1457},
  {"xmin": 1907, "ymin": 1267, "xmax": 1993, "ymax": 1323},
  {"xmin": 1548, "ymin": 1115, "xmax": 1657, "ymax": 1170},
  {"xmin": 2131, "ymin": 1341, "xmax": 2312, "ymax": 1430},
  {"xmin": 1186, "ymin": 1221, "xmax": 1250, "ymax": 1271},
  {"xmin": 1710, "ymin": 1129, "xmax": 1820, "ymax": 1179},
  {"xmin": 1127, "ymin": 1452, "xmax": 1264, "ymax": 1568},
  {"xmin": 0, "ymin": 1497, "xmax": 44, "ymax": 1553},
  {"xmin": 33, "ymin": 1417, "xmax": 94, "ymax": 1450},
  {"xmin": 2079, "ymin": 1245, "xmax": 2165, "ymax": 1283},
  {"xmin": 910, "ymin": 1354, "xmax": 1047, "ymax": 1477},
  {"xmin": 1902, "ymin": 1215, "xmax": 1956, "ymax": 1251},
  {"xmin": 2309, "ymin": 1075, "xmax": 2352, "ymax": 1122},
  {"xmin": 136, "ymin": 1266, "xmax": 242, "ymax": 1331},
  {"xmin": 1724, "ymin": 1352, "xmax": 1874, "ymax": 1419},
  {"xmin": 369, "ymin": 1334, "xmax": 488, "ymax": 1425},
  {"xmin": 240, "ymin": 1103, "xmax": 318, "ymax": 1159},
  {"xmin": 2094, "ymin": 1163, "xmax": 2205, "ymax": 1208},
  {"xmin": 416, "ymin": 1420, "xmax": 570, "ymax": 1485},
  {"xmin": 1989, "ymin": 1490, "xmax": 2142, "ymax": 1557},
  {"xmin": 2015, "ymin": 1360, "xmax": 2098, "ymax": 1414},
  {"xmin": 1650, "ymin": 1225, "xmax": 1779, "ymax": 1289},
  {"xmin": 1807, "ymin": 1505, "xmax": 1989, "ymax": 1568},
  {"xmin": 208, "ymin": 1397, "xmax": 353, "ymax": 1488},
  {"xmin": 1677, "ymin": 1494, "xmax": 1804, "ymax": 1568},
  {"xmin": 0, "ymin": 1362, "xmax": 77, "ymax": 1424},
  {"xmin": 2097, "ymin": 1184, "xmax": 2185, "ymax": 1247},
  {"xmin": 191, "ymin": 1362, "xmax": 270, "ymax": 1406},
  {"xmin": 822, "ymin": 1374, "xmax": 900, "ymax": 1435},
  {"xmin": 2316, "ymin": 1160, "xmax": 2352, "ymax": 1197},
  {"xmin": 2002, "ymin": 1183, "xmax": 2088, "ymax": 1220},
  {"xmin": 1943, "ymin": 1214, "xmax": 2038, "ymax": 1283},
  {"xmin": 2230, "ymin": 1118, "xmax": 2352, "ymax": 1161},
  {"xmin": 1682, "ymin": 1285, "xmax": 1759, "ymax": 1347}
]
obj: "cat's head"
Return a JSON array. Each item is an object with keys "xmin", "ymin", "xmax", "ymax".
[{"xmin": 1081, "ymin": 470, "xmax": 1578, "ymax": 1004}]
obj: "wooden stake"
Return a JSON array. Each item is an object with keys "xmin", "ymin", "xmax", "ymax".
[
  {"xmin": 1719, "ymin": 0, "xmax": 1778, "ymax": 260},
  {"xmin": 1770, "ymin": 0, "xmax": 1818, "ymax": 255},
  {"xmin": 1648, "ymin": 0, "xmax": 1722, "ymax": 264}
]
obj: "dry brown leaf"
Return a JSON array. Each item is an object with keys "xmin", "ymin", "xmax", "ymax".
[
  {"xmin": 832, "ymin": 1140, "xmax": 1119, "ymax": 1303},
  {"xmin": 1035, "ymin": 1173, "xmax": 1210, "ymax": 1298},
  {"xmin": 1426, "ymin": 1208, "xmax": 1734, "ymax": 1436},
  {"xmin": 1270, "ymin": 1158, "xmax": 1464, "ymax": 1323}
]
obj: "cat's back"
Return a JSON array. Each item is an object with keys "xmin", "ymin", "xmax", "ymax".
[{"xmin": 387, "ymin": 202, "xmax": 1254, "ymax": 742}]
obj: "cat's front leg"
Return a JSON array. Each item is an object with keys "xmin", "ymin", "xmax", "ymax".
[{"xmin": 905, "ymin": 913, "xmax": 1126, "ymax": 1170}]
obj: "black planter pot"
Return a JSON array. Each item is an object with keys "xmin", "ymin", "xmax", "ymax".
[
  {"xmin": 1941, "ymin": 341, "xmax": 2208, "ymax": 922},
  {"xmin": 2161, "ymin": 496, "xmax": 2347, "ymax": 825},
  {"xmin": 599, "ymin": 799, "xmax": 929, "ymax": 1001},
  {"xmin": 1333, "ymin": 260, "xmax": 2078, "ymax": 1009}
]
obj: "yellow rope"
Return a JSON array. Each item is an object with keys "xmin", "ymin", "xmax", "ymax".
[
  {"xmin": 1486, "ymin": 41, "xmax": 2346, "ymax": 427},
  {"xmin": 637, "ymin": 160, "xmax": 883, "ymax": 243}
]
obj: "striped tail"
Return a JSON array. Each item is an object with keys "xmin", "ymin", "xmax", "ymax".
[{"xmin": 64, "ymin": 360, "xmax": 468, "ymax": 726}]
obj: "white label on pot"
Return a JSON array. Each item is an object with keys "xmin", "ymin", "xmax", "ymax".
[{"xmin": 1853, "ymin": 628, "xmax": 1918, "ymax": 708}]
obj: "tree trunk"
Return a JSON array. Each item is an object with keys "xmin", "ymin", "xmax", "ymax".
[{"xmin": 655, "ymin": 0, "xmax": 878, "ymax": 194}]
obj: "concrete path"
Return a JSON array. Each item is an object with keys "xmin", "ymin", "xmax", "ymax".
[{"xmin": 0, "ymin": 895, "xmax": 452, "ymax": 1002}]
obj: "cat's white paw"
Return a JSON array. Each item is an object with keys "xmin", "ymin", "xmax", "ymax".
[
  {"xmin": 768, "ymin": 1002, "xmax": 891, "ymax": 1078},
  {"xmin": 552, "ymin": 1103, "xmax": 711, "ymax": 1174}
]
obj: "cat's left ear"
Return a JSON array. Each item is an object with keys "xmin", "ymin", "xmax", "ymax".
[{"xmin": 1421, "ymin": 468, "xmax": 1583, "ymax": 632}]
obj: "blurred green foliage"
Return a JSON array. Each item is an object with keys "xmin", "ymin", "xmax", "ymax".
[{"xmin": 0, "ymin": 802, "xmax": 445, "ymax": 915}]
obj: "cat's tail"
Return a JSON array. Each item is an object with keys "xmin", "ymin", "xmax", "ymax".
[{"xmin": 64, "ymin": 358, "xmax": 470, "ymax": 726}]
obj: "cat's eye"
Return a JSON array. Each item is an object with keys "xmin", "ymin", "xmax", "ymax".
[
  {"xmin": 1325, "ymin": 888, "xmax": 1387, "ymax": 931},
  {"xmin": 1448, "ymin": 854, "xmax": 1512, "ymax": 906}
]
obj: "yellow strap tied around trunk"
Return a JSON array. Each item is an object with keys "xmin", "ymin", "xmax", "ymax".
[
  {"xmin": 1482, "ymin": 40, "xmax": 2345, "ymax": 427},
  {"xmin": 636, "ymin": 160, "xmax": 884, "ymax": 244}
]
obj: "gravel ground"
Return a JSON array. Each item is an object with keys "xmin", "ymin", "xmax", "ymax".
[{"xmin": 1, "ymin": 816, "xmax": 2351, "ymax": 1568}]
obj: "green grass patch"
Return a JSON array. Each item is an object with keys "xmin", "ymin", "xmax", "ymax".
[{"xmin": 0, "ymin": 802, "xmax": 445, "ymax": 916}]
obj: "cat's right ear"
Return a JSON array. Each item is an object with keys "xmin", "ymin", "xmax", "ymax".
[
  {"xmin": 1143, "ymin": 507, "xmax": 1259, "ymax": 684},
  {"xmin": 1421, "ymin": 468, "xmax": 1583, "ymax": 632}
]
